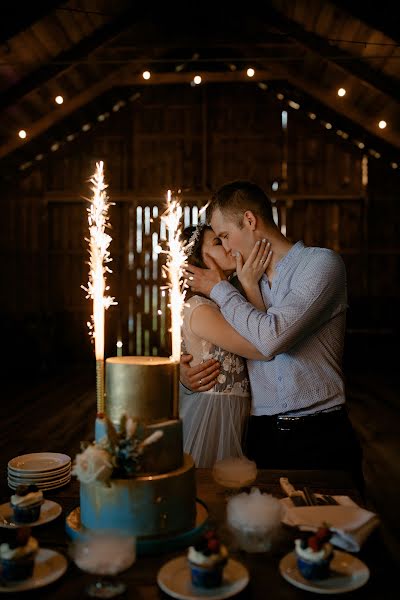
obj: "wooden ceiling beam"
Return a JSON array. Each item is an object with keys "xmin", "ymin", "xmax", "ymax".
[
  {"xmin": 260, "ymin": 61, "xmax": 400, "ymax": 149},
  {"xmin": 118, "ymin": 69, "xmax": 281, "ymax": 85},
  {"xmin": 0, "ymin": 2, "xmax": 64, "ymax": 45},
  {"xmin": 331, "ymin": 0, "xmax": 400, "ymax": 44},
  {"xmin": 260, "ymin": 7, "xmax": 400, "ymax": 104},
  {"xmin": 0, "ymin": 6, "xmax": 145, "ymax": 114},
  {"xmin": 0, "ymin": 69, "xmax": 122, "ymax": 160}
]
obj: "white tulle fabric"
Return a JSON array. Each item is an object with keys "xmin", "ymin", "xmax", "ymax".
[{"xmin": 180, "ymin": 295, "xmax": 250, "ymax": 468}]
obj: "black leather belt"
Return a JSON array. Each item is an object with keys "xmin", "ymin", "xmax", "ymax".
[{"xmin": 275, "ymin": 405, "xmax": 344, "ymax": 431}]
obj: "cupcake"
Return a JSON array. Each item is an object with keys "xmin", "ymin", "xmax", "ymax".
[
  {"xmin": 0, "ymin": 527, "xmax": 39, "ymax": 582},
  {"xmin": 188, "ymin": 530, "xmax": 228, "ymax": 588},
  {"xmin": 10, "ymin": 484, "xmax": 44, "ymax": 523},
  {"xmin": 295, "ymin": 526, "xmax": 333, "ymax": 580}
]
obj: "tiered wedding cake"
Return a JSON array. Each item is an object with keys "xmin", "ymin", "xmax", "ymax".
[{"xmin": 76, "ymin": 356, "xmax": 197, "ymax": 539}]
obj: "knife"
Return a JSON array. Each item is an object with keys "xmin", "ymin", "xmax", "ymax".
[
  {"xmin": 279, "ymin": 477, "xmax": 307, "ymax": 506},
  {"xmin": 303, "ymin": 487, "xmax": 319, "ymax": 506}
]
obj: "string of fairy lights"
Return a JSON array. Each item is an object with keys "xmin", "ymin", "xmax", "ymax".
[{"xmin": 13, "ymin": 65, "xmax": 399, "ymax": 176}]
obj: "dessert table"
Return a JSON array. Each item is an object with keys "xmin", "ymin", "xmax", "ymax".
[{"xmin": 0, "ymin": 468, "xmax": 394, "ymax": 599}]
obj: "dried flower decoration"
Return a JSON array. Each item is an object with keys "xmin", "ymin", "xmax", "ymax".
[{"xmin": 73, "ymin": 415, "xmax": 164, "ymax": 484}]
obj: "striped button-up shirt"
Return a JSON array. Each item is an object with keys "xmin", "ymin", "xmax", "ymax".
[{"xmin": 210, "ymin": 241, "xmax": 347, "ymax": 416}]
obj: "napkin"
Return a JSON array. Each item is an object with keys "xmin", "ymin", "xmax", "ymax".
[{"xmin": 281, "ymin": 495, "xmax": 380, "ymax": 552}]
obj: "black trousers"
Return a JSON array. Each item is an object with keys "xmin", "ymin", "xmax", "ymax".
[{"xmin": 244, "ymin": 407, "xmax": 364, "ymax": 493}]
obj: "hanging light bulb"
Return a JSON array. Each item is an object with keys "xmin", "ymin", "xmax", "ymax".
[
  {"xmin": 142, "ymin": 71, "xmax": 151, "ymax": 80},
  {"xmin": 378, "ymin": 120, "xmax": 387, "ymax": 129},
  {"xmin": 246, "ymin": 67, "xmax": 255, "ymax": 78},
  {"xmin": 18, "ymin": 129, "xmax": 27, "ymax": 139},
  {"xmin": 337, "ymin": 88, "xmax": 346, "ymax": 97},
  {"xmin": 55, "ymin": 95, "xmax": 64, "ymax": 104},
  {"xmin": 193, "ymin": 75, "xmax": 202, "ymax": 85}
]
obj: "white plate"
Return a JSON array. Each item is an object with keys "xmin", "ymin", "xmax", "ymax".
[
  {"xmin": 7, "ymin": 469, "xmax": 71, "ymax": 485},
  {"xmin": 279, "ymin": 550, "xmax": 370, "ymax": 594},
  {"xmin": 0, "ymin": 548, "xmax": 67, "ymax": 592},
  {"xmin": 8, "ymin": 475, "xmax": 71, "ymax": 492},
  {"xmin": 8, "ymin": 465, "xmax": 71, "ymax": 480},
  {"xmin": 157, "ymin": 557, "xmax": 249, "ymax": 600},
  {"xmin": 0, "ymin": 500, "xmax": 62, "ymax": 528},
  {"xmin": 8, "ymin": 453, "xmax": 71, "ymax": 474}
]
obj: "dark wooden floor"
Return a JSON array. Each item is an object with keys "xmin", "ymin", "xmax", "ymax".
[{"xmin": 1, "ymin": 351, "xmax": 399, "ymax": 564}]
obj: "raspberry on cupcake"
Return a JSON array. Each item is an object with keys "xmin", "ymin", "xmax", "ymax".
[
  {"xmin": 295, "ymin": 526, "xmax": 333, "ymax": 580},
  {"xmin": 10, "ymin": 484, "xmax": 44, "ymax": 523},
  {"xmin": 0, "ymin": 527, "xmax": 39, "ymax": 582},
  {"xmin": 188, "ymin": 530, "xmax": 228, "ymax": 588}
]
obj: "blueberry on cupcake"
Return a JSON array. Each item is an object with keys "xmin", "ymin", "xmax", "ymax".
[
  {"xmin": 0, "ymin": 527, "xmax": 39, "ymax": 582},
  {"xmin": 187, "ymin": 530, "xmax": 228, "ymax": 588},
  {"xmin": 295, "ymin": 526, "xmax": 333, "ymax": 580},
  {"xmin": 10, "ymin": 484, "xmax": 44, "ymax": 523}
]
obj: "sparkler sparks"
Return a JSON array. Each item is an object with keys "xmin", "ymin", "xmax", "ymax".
[
  {"xmin": 161, "ymin": 190, "xmax": 188, "ymax": 362},
  {"xmin": 82, "ymin": 161, "xmax": 116, "ymax": 413}
]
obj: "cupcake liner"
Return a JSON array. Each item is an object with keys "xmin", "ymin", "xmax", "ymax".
[
  {"xmin": 0, "ymin": 553, "xmax": 35, "ymax": 582},
  {"xmin": 296, "ymin": 554, "xmax": 333, "ymax": 580},
  {"xmin": 12, "ymin": 501, "xmax": 43, "ymax": 523},
  {"xmin": 189, "ymin": 560, "xmax": 226, "ymax": 588}
]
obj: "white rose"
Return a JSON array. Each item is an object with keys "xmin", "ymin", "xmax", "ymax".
[
  {"xmin": 217, "ymin": 374, "xmax": 226, "ymax": 384},
  {"xmin": 73, "ymin": 445, "xmax": 113, "ymax": 484}
]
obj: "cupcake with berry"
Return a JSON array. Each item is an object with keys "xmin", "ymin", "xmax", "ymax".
[
  {"xmin": 10, "ymin": 484, "xmax": 44, "ymax": 523},
  {"xmin": 0, "ymin": 527, "xmax": 39, "ymax": 582},
  {"xmin": 295, "ymin": 526, "xmax": 333, "ymax": 580},
  {"xmin": 187, "ymin": 530, "xmax": 228, "ymax": 588}
]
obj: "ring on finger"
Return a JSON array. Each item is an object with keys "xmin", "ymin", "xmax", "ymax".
[{"xmin": 199, "ymin": 378, "xmax": 202, "ymax": 385}]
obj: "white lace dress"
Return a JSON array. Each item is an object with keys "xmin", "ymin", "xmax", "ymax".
[{"xmin": 180, "ymin": 295, "xmax": 251, "ymax": 468}]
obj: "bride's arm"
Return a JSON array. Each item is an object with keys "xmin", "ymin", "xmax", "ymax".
[{"xmin": 190, "ymin": 303, "xmax": 270, "ymax": 360}]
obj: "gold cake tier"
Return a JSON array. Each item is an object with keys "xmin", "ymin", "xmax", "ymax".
[{"xmin": 106, "ymin": 356, "xmax": 179, "ymax": 423}]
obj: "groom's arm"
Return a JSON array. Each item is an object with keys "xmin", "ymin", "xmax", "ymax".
[
  {"xmin": 210, "ymin": 252, "xmax": 346, "ymax": 360},
  {"xmin": 180, "ymin": 354, "xmax": 220, "ymax": 392}
]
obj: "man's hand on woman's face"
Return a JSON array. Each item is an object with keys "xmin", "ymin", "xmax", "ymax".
[{"xmin": 180, "ymin": 354, "xmax": 220, "ymax": 391}]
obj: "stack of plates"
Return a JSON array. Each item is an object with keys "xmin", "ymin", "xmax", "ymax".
[{"xmin": 8, "ymin": 452, "xmax": 72, "ymax": 491}]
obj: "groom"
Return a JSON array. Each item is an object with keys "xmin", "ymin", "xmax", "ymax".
[{"xmin": 181, "ymin": 180, "xmax": 363, "ymax": 489}]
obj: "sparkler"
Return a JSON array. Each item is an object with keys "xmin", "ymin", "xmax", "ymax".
[
  {"xmin": 161, "ymin": 189, "xmax": 187, "ymax": 362},
  {"xmin": 82, "ymin": 161, "xmax": 116, "ymax": 415}
]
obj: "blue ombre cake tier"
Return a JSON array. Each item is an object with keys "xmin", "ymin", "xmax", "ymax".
[{"xmin": 80, "ymin": 453, "xmax": 196, "ymax": 538}]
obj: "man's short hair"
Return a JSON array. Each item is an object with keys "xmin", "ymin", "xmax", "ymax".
[{"xmin": 207, "ymin": 180, "xmax": 275, "ymax": 228}]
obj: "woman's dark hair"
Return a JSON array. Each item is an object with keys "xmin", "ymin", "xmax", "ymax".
[{"xmin": 182, "ymin": 224, "xmax": 212, "ymax": 269}]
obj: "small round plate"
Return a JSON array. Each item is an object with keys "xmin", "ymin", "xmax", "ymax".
[
  {"xmin": 8, "ymin": 453, "xmax": 71, "ymax": 474},
  {"xmin": 0, "ymin": 548, "xmax": 67, "ymax": 592},
  {"xmin": 157, "ymin": 557, "xmax": 249, "ymax": 600},
  {"xmin": 0, "ymin": 500, "xmax": 62, "ymax": 528},
  {"xmin": 279, "ymin": 550, "xmax": 370, "ymax": 594}
]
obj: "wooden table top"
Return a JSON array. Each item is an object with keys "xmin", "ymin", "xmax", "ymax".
[{"xmin": 0, "ymin": 467, "xmax": 393, "ymax": 599}]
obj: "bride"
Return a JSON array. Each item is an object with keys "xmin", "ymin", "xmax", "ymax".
[{"xmin": 180, "ymin": 223, "xmax": 271, "ymax": 467}]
